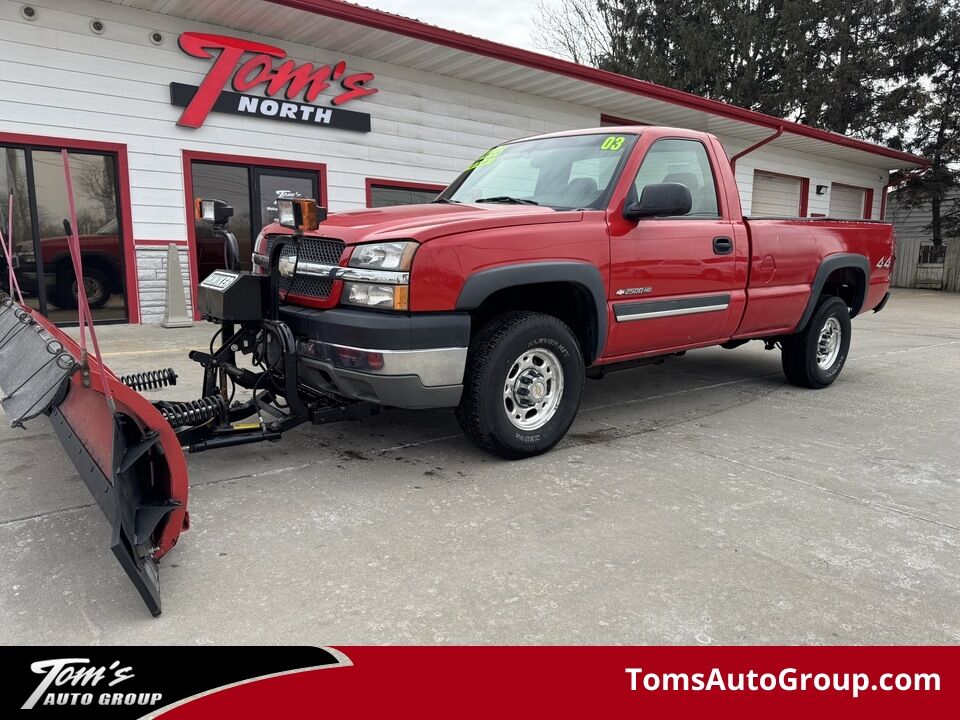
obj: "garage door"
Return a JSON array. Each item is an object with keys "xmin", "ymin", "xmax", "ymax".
[
  {"xmin": 829, "ymin": 184, "xmax": 867, "ymax": 219},
  {"xmin": 751, "ymin": 170, "xmax": 803, "ymax": 216}
]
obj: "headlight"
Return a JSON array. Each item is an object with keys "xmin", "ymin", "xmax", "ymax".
[
  {"xmin": 343, "ymin": 282, "xmax": 409, "ymax": 311},
  {"xmin": 349, "ymin": 241, "xmax": 417, "ymax": 271}
]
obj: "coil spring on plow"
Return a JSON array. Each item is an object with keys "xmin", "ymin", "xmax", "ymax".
[
  {"xmin": 120, "ymin": 368, "xmax": 178, "ymax": 391},
  {"xmin": 156, "ymin": 395, "xmax": 227, "ymax": 428}
]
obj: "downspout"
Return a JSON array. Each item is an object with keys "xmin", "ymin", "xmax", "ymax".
[{"xmin": 729, "ymin": 126, "xmax": 784, "ymax": 172}]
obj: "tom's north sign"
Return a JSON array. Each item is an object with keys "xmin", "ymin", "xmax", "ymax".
[{"xmin": 171, "ymin": 32, "xmax": 377, "ymax": 132}]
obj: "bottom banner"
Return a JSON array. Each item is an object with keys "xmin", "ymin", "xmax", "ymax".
[{"xmin": 4, "ymin": 646, "xmax": 955, "ymax": 718}]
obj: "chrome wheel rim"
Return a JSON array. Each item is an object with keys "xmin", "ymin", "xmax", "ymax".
[
  {"xmin": 503, "ymin": 347, "xmax": 564, "ymax": 430},
  {"xmin": 816, "ymin": 316, "xmax": 842, "ymax": 370}
]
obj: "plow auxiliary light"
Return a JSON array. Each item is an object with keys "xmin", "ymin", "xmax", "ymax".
[
  {"xmin": 277, "ymin": 197, "xmax": 325, "ymax": 232},
  {"xmin": 194, "ymin": 197, "xmax": 234, "ymax": 225}
]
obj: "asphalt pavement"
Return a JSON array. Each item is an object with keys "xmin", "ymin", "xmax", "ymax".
[{"xmin": 1, "ymin": 288, "xmax": 957, "ymax": 644}]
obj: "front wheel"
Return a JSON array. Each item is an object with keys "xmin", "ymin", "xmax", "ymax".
[
  {"xmin": 781, "ymin": 296, "xmax": 852, "ymax": 389},
  {"xmin": 456, "ymin": 311, "xmax": 584, "ymax": 459}
]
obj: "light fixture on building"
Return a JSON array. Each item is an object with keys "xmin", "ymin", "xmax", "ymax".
[
  {"xmin": 149, "ymin": 31, "xmax": 163, "ymax": 45},
  {"xmin": 816, "ymin": 185, "xmax": 828, "ymax": 195},
  {"xmin": 20, "ymin": 5, "xmax": 37, "ymax": 21},
  {"xmin": 90, "ymin": 19, "xmax": 105, "ymax": 34}
]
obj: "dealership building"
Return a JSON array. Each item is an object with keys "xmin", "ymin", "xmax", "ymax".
[{"xmin": 0, "ymin": 0, "xmax": 927, "ymax": 324}]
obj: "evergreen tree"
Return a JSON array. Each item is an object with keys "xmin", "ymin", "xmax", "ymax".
[
  {"xmin": 584, "ymin": 0, "xmax": 937, "ymax": 141},
  {"xmin": 896, "ymin": 2, "xmax": 960, "ymax": 245},
  {"xmin": 536, "ymin": 0, "xmax": 951, "ymax": 240}
]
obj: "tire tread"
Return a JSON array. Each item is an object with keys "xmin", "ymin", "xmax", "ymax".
[
  {"xmin": 781, "ymin": 295, "xmax": 850, "ymax": 389},
  {"xmin": 456, "ymin": 311, "xmax": 580, "ymax": 459}
]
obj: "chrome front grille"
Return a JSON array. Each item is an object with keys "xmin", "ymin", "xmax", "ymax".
[{"xmin": 265, "ymin": 235, "xmax": 345, "ymax": 299}]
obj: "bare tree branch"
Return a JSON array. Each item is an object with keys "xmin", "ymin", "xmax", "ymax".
[{"xmin": 532, "ymin": 0, "xmax": 611, "ymax": 65}]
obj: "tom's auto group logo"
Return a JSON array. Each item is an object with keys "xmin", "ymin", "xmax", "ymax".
[
  {"xmin": 4, "ymin": 647, "xmax": 345, "ymax": 719},
  {"xmin": 21, "ymin": 658, "xmax": 161, "ymax": 710}
]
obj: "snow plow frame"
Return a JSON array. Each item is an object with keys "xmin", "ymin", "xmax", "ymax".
[
  {"xmin": 0, "ymin": 295, "xmax": 189, "ymax": 616},
  {"xmin": 1, "ymin": 183, "xmax": 373, "ymax": 615}
]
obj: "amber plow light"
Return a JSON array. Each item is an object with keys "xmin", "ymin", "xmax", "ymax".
[
  {"xmin": 194, "ymin": 197, "xmax": 233, "ymax": 224},
  {"xmin": 277, "ymin": 198, "xmax": 326, "ymax": 232}
]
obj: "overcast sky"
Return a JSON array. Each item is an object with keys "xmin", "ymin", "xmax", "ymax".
[{"xmin": 354, "ymin": 0, "xmax": 562, "ymax": 52}]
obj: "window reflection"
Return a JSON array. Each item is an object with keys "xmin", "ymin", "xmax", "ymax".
[
  {"xmin": 258, "ymin": 173, "xmax": 315, "ymax": 226},
  {"xmin": 0, "ymin": 147, "xmax": 39, "ymax": 312},
  {"xmin": 192, "ymin": 163, "xmax": 252, "ymax": 279},
  {"xmin": 1, "ymin": 147, "xmax": 125, "ymax": 323},
  {"xmin": 190, "ymin": 163, "xmax": 319, "ymax": 283},
  {"xmin": 31, "ymin": 151, "xmax": 126, "ymax": 323},
  {"xmin": 369, "ymin": 184, "xmax": 441, "ymax": 208}
]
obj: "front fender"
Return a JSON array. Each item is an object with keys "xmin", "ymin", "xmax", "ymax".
[{"xmin": 456, "ymin": 261, "xmax": 608, "ymax": 363}]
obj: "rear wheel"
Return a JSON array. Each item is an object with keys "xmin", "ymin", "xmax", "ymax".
[
  {"xmin": 456, "ymin": 311, "xmax": 584, "ymax": 459},
  {"xmin": 781, "ymin": 296, "xmax": 851, "ymax": 388}
]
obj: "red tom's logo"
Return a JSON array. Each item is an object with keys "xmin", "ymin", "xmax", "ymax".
[{"xmin": 175, "ymin": 32, "xmax": 378, "ymax": 129}]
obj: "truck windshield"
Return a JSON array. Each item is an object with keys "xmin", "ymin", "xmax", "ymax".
[{"xmin": 439, "ymin": 133, "xmax": 638, "ymax": 210}]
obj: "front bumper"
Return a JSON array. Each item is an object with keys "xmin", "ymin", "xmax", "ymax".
[{"xmin": 281, "ymin": 306, "xmax": 470, "ymax": 409}]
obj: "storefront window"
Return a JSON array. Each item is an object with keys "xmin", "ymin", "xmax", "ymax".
[
  {"xmin": 0, "ymin": 144, "xmax": 126, "ymax": 323},
  {"xmin": 0, "ymin": 148, "xmax": 38, "ymax": 312},
  {"xmin": 368, "ymin": 182, "xmax": 442, "ymax": 208},
  {"xmin": 188, "ymin": 159, "xmax": 319, "ymax": 284},
  {"xmin": 192, "ymin": 163, "xmax": 253, "ymax": 280},
  {"xmin": 258, "ymin": 173, "xmax": 316, "ymax": 226}
]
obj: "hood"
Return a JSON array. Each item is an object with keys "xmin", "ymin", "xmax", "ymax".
[{"xmin": 261, "ymin": 202, "xmax": 582, "ymax": 244}]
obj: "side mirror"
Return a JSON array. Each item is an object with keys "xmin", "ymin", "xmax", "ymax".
[
  {"xmin": 623, "ymin": 182, "xmax": 692, "ymax": 221},
  {"xmin": 277, "ymin": 198, "xmax": 327, "ymax": 232},
  {"xmin": 195, "ymin": 198, "xmax": 233, "ymax": 225}
]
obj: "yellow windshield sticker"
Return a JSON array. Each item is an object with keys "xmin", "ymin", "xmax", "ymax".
[
  {"xmin": 467, "ymin": 145, "xmax": 505, "ymax": 170},
  {"xmin": 601, "ymin": 135, "xmax": 625, "ymax": 151}
]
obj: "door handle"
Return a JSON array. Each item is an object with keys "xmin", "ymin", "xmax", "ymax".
[{"xmin": 713, "ymin": 236, "xmax": 734, "ymax": 255}]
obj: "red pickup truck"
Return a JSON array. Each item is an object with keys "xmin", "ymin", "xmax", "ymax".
[{"xmin": 252, "ymin": 126, "xmax": 893, "ymax": 459}]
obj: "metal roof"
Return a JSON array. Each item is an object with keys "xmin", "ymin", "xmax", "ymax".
[{"xmin": 104, "ymin": 0, "xmax": 928, "ymax": 170}]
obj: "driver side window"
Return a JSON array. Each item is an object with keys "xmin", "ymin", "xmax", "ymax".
[{"xmin": 633, "ymin": 139, "xmax": 720, "ymax": 217}]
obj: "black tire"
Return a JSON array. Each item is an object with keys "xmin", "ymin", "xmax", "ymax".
[
  {"xmin": 781, "ymin": 296, "xmax": 851, "ymax": 389},
  {"xmin": 52, "ymin": 266, "xmax": 112, "ymax": 310},
  {"xmin": 456, "ymin": 311, "xmax": 584, "ymax": 459}
]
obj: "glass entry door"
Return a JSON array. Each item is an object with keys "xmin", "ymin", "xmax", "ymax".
[
  {"xmin": 0, "ymin": 144, "xmax": 127, "ymax": 324},
  {"xmin": 190, "ymin": 161, "xmax": 319, "ymax": 284}
]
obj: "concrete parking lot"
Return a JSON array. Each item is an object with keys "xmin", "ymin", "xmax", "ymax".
[{"xmin": 1, "ymin": 288, "xmax": 957, "ymax": 644}]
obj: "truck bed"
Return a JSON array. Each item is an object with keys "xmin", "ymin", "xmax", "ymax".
[{"xmin": 734, "ymin": 217, "xmax": 894, "ymax": 338}]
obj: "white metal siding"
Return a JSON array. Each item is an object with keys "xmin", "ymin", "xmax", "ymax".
[
  {"xmin": 750, "ymin": 171, "xmax": 801, "ymax": 216},
  {"xmin": 0, "ymin": 0, "xmax": 598, "ymax": 320},
  {"xmin": 829, "ymin": 185, "xmax": 866, "ymax": 219},
  {"xmin": 721, "ymin": 138, "xmax": 887, "ymax": 218}
]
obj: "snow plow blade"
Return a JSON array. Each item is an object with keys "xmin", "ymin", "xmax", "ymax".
[{"xmin": 0, "ymin": 294, "xmax": 188, "ymax": 616}]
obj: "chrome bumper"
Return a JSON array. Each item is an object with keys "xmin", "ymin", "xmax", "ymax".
[
  {"xmin": 300, "ymin": 339, "xmax": 466, "ymax": 386},
  {"xmin": 298, "ymin": 340, "xmax": 467, "ymax": 409}
]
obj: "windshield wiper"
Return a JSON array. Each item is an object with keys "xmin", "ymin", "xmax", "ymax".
[
  {"xmin": 433, "ymin": 197, "xmax": 460, "ymax": 204},
  {"xmin": 474, "ymin": 196, "xmax": 540, "ymax": 206}
]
